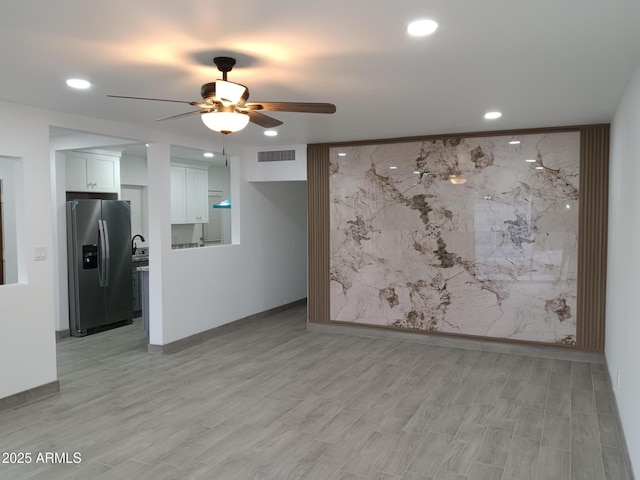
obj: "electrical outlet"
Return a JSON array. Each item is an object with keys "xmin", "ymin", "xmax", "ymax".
[{"xmin": 616, "ymin": 371, "xmax": 621, "ymax": 389}]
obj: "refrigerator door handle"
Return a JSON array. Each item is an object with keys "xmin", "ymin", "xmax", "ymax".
[
  {"xmin": 103, "ymin": 220, "xmax": 111, "ymax": 287},
  {"xmin": 97, "ymin": 219, "xmax": 106, "ymax": 287}
]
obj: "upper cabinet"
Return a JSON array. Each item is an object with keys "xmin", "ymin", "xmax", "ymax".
[
  {"xmin": 170, "ymin": 164, "xmax": 209, "ymax": 224},
  {"xmin": 66, "ymin": 151, "xmax": 121, "ymax": 193},
  {"xmin": 185, "ymin": 168, "xmax": 208, "ymax": 223},
  {"xmin": 170, "ymin": 166, "xmax": 187, "ymax": 223}
]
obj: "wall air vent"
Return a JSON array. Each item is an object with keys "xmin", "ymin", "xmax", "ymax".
[{"xmin": 257, "ymin": 149, "xmax": 296, "ymax": 162}]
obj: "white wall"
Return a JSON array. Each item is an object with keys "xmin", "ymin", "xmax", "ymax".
[
  {"xmin": 0, "ymin": 98, "xmax": 308, "ymax": 402},
  {"xmin": 208, "ymin": 164, "xmax": 232, "ymax": 244},
  {"xmin": 121, "ymin": 154, "xmax": 149, "ymax": 250},
  {"xmin": 121, "ymin": 186, "xmax": 148, "ymax": 247},
  {"xmin": 52, "ymin": 150, "xmax": 68, "ymax": 332},
  {"xmin": 116, "ymin": 142, "xmax": 308, "ymax": 346},
  {"xmin": 0, "ymin": 157, "xmax": 20, "ymax": 284},
  {"xmin": 606, "ymin": 58, "xmax": 640, "ymax": 477},
  {"xmin": 208, "ymin": 164, "xmax": 231, "ymax": 196},
  {"xmin": 121, "ymin": 154, "xmax": 148, "ymax": 186},
  {"xmin": 159, "ymin": 174, "xmax": 308, "ymax": 344},
  {"xmin": 0, "ymin": 102, "xmax": 57, "ymax": 399}
]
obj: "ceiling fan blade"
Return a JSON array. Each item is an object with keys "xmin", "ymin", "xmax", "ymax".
[
  {"xmin": 156, "ymin": 110, "xmax": 206, "ymax": 121},
  {"xmin": 245, "ymin": 102, "xmax": 336, "ymax": 114},
  {"xmin": 107, "ymin": 94, "xmax": 200, "ymax": 106},
  {"xmin": 247, "ymin": 110, "xmax": 284, "ymax": 128}
]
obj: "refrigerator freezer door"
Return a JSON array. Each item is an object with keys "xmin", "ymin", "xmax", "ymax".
[
  {"xmin": 101, "ymin": 200, "xmax": 133, "ymax": 326},
  {"xmin": 67, "ymin": 200, "xmax": 106, "ymax": 335}
]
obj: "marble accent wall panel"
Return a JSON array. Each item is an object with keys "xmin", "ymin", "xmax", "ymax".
[{"xmin": 329, "ymin": 132, "xmax": 580, "ymax": 345}]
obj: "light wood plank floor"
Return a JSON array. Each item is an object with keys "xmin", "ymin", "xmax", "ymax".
[{"xmin": 0, "ymin": 304, "xmax": 631, "ymax": 480}]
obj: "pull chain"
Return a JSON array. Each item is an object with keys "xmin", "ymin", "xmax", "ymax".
[{"xmin": 222, "ymin": 134, "xmax": 229, "ymax": 167}]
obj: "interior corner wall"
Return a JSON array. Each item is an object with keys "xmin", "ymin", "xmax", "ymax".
[
  {"xmin": 0, "ymin": 101, "xmax": 57, "ymax": 399},
  {"xmin": 52, "ymin": 150, "xmax": 68, "ymax": 332},
  {"xmin": 120, "ymin": 154, "xmax": 148, "ymax": 186},
  {"xmin": 606, "ymin": 58, "xmax": 640, "ymax": 477},
  {"xmin": 146, "ymin": 143, "xmax": 171, "ymax": 346},
  {"xmin": 160, "ymin": 168, "xmax": 308, "ymax": 344}
]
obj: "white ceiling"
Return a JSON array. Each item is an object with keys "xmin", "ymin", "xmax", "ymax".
[{"xmin": 2, "ymin": 0, "xmax": 639, "ymax": 149}]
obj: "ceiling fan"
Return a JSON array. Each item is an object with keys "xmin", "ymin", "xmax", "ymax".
[{"xmin": 107, "ymin": 56, "xmax": 337, "ymax": 134}]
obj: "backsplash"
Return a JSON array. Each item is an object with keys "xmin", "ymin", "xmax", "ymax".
[{"xmin": 171, "ymin": 224, "xmax": 202, "ymax": 246}]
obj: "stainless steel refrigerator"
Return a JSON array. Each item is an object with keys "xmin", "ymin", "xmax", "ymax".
[{"xmin": 66, "ymin": 199, "xmax": 133, "ymax": 336}]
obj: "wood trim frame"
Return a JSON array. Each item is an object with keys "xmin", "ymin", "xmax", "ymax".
[
  {"xmin": 307, "ymin": 145, "xmax": 331, "ymax": 325},
  {"xmin": 577, "ymin": 126, "xmax": 610, "ymax": 351},
  {"xmin": 308, "ymin": 124, "xmax": 610, "ymax": 352}
]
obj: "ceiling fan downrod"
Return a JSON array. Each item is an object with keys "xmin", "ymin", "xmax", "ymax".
[{"xmin": 213, "ymin": 56, "xmax": 236, "ymax": 82}]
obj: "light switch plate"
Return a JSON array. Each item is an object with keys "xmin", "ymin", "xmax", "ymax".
[{"xmin": 34, "ymin": 246, "xmax": 47, "ymax": 261}]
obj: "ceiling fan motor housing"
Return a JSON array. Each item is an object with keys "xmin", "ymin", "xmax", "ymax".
[
  {"xmin": 200, "ymin": 82, "xmax": 250, "ymax": 104},
  {"xmin": 200, "ymin": 82, "xmax": 217, "ymax": 102}
]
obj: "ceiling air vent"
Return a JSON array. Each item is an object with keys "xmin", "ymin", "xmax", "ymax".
[{"xmin": 257, "ymin": 149, "xmax": 296, "ymax": 162}]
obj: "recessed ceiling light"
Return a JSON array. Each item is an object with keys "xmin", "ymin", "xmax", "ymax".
[
  {"xmin": 264, "ymin": 130, "xmax": 278, "ymax": 137},
  {"xmin": 337, "ymin": 152, "xmax": 347, "ymax": 157},
  {"xmin": 145, "ymin": 144, "xmax": 149, "ymax": 147},
  {"xmin": 407, "ymin": 19, "xmax": 438, "ymax": 36},
  {"xmin": 525, "ymin": 159, "xmax": 537, "ymax": 163},
  {"xmin": 66, "ymin": 78, "xmax": 91, "ymax": 89},
  {"xmin": 484, "ymin": 111, "xmax": 502, "ymax": 120},
  {"xmin": 484, "ymin": 195, "xmax": 492, "ymax": 200},
  {"xmin": 389, "ymin": 166, "xmax": 398, "ymax": 170},
  {"xmin": 535, "ymin": 166, "xmax": 544, "ymax": 170},
  {"xmin": 509, "ymin": 140, "xmax": 521, "ymax": 145},
  {"xmin": 203, "ymin": 152, "xmax": 214, "ymax": 158},
  {"xmin": 566, "ymin": 204, "xmax": 571, "ymax": 209}
]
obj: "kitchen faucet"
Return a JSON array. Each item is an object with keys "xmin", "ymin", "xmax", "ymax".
[{"xmin": 131, "ymin": 234, "xmax": 145, "ymax": 255}]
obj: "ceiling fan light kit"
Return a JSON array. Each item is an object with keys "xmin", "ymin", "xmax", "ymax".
[
  {"xmin": 107, "ymin": 56, "xmax": 336, "ymax": 135},
  {"xmin": 201, "ymin": 111, "xmax": 250, "ymax": 134}
]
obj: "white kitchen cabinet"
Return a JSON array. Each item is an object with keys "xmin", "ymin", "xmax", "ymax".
[
  {"xmin": 170, "ymin": 167, "xmax": 187, "ymax": 223},
  {"xmin": 186, "ymin": 168, "xmax": 208, "ymax": 223},
  {"xmin": 65, "ymin": 152, "xmax": 120, "ymax": 193},
  {"xmin": 170, "ymin": 165, "xmax": 208, "ymax": 224}
]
